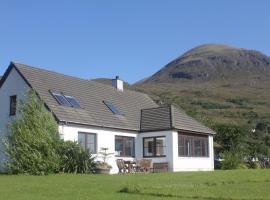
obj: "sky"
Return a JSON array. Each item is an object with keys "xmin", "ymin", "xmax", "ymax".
[{"xmin": 0, "ymin": 0, "xmax": 270, "ymax": 84}]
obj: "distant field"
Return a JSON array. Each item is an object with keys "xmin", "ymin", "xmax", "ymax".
[{"xmin": 0, "ymin": 170, "xmax": 269, "ymax": 200}]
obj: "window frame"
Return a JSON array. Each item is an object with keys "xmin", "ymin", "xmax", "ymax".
[
  {"xmin": 103, "ymin": 101, "xmax": 123, "ymax": 115},
  {"xmin": 178, "ymin": 132, "xmax": 209, "ymax": 158},
  {"xmin": 9, "ymin": 95, "xmax": 17, "ymax": 116},
  {"xmin": 78, "ymin": 132, "xmax": 97, "ymax": 154},
  {"xmin": 64, "ymin": 95, "xmax": 81, "ymax": 108},
  {"xmin": 143, "ymin": 136, "xmax": 166, "ymax": 158},
  {"xmin": 115, "ymin": 136, "xmax": 135, "ymax": 157}
]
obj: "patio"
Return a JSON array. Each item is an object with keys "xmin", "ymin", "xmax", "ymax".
[{"xmin": 116, "ymin": 159, "xmax": 168, "ymax": 174}]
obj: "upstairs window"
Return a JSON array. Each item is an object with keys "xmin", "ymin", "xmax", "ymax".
[
  {"xmin": 103, "ymin": 101, "xmax": 122, "ymax": 115},
  {"xmin": 9, "ymin": 95, "xmax": 17, "ymax": 116},
  {"xmin": 65, "ymin": 96, "xmax": 81, "ymax": 108},
  {"xmin": 50, "ymin": 91, "xmax": 81, "ymax": 108},
  {"xmin": 51, "ymin": 92, "xmax": 72, "ymax": 107}
]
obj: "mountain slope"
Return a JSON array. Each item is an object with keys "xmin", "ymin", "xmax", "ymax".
[
  {"xmin": 135, "ymin": 44, "xmax": 270, "ymax": 127},
  {"xmin": 142, "ymin": 44, "xmax": 270, "ymax": 84}
]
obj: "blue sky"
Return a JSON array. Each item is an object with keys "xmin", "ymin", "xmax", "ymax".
[{"xmin": 1, "ymin": 0, "xmax": 270, "ymax": 83}]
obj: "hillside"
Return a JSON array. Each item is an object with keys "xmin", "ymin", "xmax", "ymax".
[{"xmin": 134, "ymin": 44, "xmax": 270, "ymax": 128}]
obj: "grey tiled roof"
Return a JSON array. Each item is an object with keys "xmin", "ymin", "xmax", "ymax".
[
  {"xmin": 141, "ymin": 105, "xmax": 215, "ymax": 134},
  {"xmin": 1, "ymin": 62, "xmax": 215, "ymax": 134},
  {"xmin": 11, "ymin": 63, "xmax": 158, "ymax": 131}
]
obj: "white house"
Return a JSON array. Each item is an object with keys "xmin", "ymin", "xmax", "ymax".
[{"xmin": 0, "ymin": 62, "xmax": 215, "ymax": 174}]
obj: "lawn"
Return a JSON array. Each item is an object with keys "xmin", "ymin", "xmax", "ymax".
[{"xmin": 0, "ymin": 170, "xmax": 269, "ymax": 200}]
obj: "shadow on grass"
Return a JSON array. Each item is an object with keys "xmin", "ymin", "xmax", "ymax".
[{"xmin": 118, "ymin": 185, "xmax": 265, "ymax": 200}]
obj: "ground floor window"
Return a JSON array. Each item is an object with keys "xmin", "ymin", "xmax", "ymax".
[
  {"xmin": 78, "ymin": 132, "xmax": 97, "ymax": 154},
  {"xmin": 143, "ymin": 136, "xmax": 166, "ymax": 157},
  {"xmin": 115, "ymin": 136, "xmax": 135, "ymax": 157},
  {"xmin": 178, "ymin": 133, "xmax": 209, "ymax": 157}
]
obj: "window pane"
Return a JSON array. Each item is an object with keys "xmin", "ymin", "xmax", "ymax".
[
  {"xmin": 144, "ymin": 138, "xmax": 154, "ymax": 157},
  {"xmin": 65, "ymin": 96, "xmax": 81, "ymax": 108},
  {"xmin": 185, "ymin": 137, "xmax": 193, "ymax": 156},
  {"xmin": 78, "ymin": 133, "xmax": 85, "ymax": 150},
  {"xmin": 194, "ymin": 139, "xmax": 202, "ymax": 157},
  {"xmin": 115, "ymin": 137, "xmax": 123, "ymax": 156},
  {"xmin": 10, "ymin": 95, "xmax": 17, "ymax": 116},
  {"xmin": 124, "ymin": 138, "xmax": 134, "ymax": 157},
  {"xmin": 52, "ymin": 93, "xmax": 72, "ymax": 107},
  {"xmin": 156, "ymin": 137, "xmax": 166, "ymax": 156},
  {"xmin": 178, "ymin": 135, "xmax": 185, "ymax": 156},
  {"xmin": 104, "ymin": 101, "xmax": 122, "ymax": 115},
  {"xmin": 86, "ymin": 134, "xmax": 96, "ymax": 153}
]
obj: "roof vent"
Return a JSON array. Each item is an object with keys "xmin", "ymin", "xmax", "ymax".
[{"xmin": 112, "ymin": 76, "xmax": 123, "ymax": 92}]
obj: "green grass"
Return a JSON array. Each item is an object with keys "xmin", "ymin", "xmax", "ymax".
[{"xmin": 0, "ymin": 170, "xmax": 270, "ymax": 200}]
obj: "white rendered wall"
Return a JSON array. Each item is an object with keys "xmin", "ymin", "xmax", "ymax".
[
  {"xmin": 172, "ymin": 131, "xmax": 214, "ymax": 171},
  {"xmin": 58, "ymin": 124, "xmax": 138, "ymax": 174},
  {"xmin": 0, "ymin": 68, "xmax": 29, "ymax": 172},
  {"xmin": 136, "ymin": 130, "xmax": 174, "ymax": 171}
]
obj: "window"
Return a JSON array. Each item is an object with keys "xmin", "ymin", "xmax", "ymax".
[
  {"xmin": 115, "ymin": 136, "xmax": 135, "ymax": 157},
  {"xmin": 143, "ymin": 136, "xmax": 166, "ymax": 157},
  {"xmin": 78, "ymin": 132, "xmax": 97, "ymax": 154},
  {"xmin": 103, "ymin": 101, "xmax": 122, "ymax": 115},
  {"xmin": 9, "ymin": 95, "xmax": 17, "ymax": 116},
  {"xmin": 50, "ymin": 91, "xmax": 81, "ymax": 108},
  {"xmin": 178, "ymin": 133, "xmax": 209, "ymax": 157},
  {"xmin": 65, "ymin": 96, "xmax": 81, "ymax": 108},
  {"xmin": 51, "ymin": 92, "xmax": 72, "ymax": 107}
]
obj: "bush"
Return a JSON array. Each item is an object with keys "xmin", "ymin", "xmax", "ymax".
[
  {"xmin": 57, "ymin": 140, "xmax": 95, "ymax": 173},
  {"xmin": 5, "ymin": 90, "xmax": 95, "ymax": 175},
  {"xmin": 5, "ymin": 90, "xmax": 60, "ymax": 175},
  {"xmin": 221, "ymin": 150, "xmax": 243, "ymax": 170}
]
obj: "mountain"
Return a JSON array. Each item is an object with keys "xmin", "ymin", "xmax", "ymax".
[
  {"xmin": 142, "ymin": 44, "xmax": 270, "ymax": 84},
  {"xmin": 135, "ymin": 44, "xmax": 270, "ymax": 127}
]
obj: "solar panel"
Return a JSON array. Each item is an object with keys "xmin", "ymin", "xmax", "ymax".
[
  {"xmin": 52, "ymin": 93, "xmax": 72, "ymax": 107},
  {"xmin": 103, "ymin": 101, "xmax": 122, "ymax": 115},
  {"xmin": 65, "ymin": 96, "xmax": 81, "ymax": 108}
]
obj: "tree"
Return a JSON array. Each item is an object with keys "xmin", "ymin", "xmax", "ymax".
[{"xmin": 4, "ymin": 90, "xmax": 60, "ymax": 175}]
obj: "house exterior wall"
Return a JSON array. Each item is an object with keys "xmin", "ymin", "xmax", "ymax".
[
  {"xmin": 137, "ymin": 130, "xmax": 214, "ymax": 172},
  {"xmin": 0, "ymin": 68, "xmax": 30, "ymax": 172},
  {"xmin": 136, "ymin": 130, "xmax": 175, "ymax": 171},
  {"xmin": 58, "ymin": 124, "xmax": 138, "ymax": 174},
  {"xmin": 172, "ymin": 131, "xmax": 214, "ymax": 171}
]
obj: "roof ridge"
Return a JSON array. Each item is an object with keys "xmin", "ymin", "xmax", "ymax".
[{"xmin": 13, "ymin": 62, "xmax": 150, "ymax": 97}]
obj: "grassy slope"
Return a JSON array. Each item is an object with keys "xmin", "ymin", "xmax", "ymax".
[
  {"xmin": 134, "ymin": 79, "xmax": 270, "ymax": 127},
  {"xmin": 0, "ymin": 170, "xmax": 269, "ymax": 200},
  {"xmin": 135, "ymin": 44, "xmax": 270, "ymax": 127}
]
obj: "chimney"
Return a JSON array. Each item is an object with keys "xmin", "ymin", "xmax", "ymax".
[{"xmin": 112, "ymin": 76, "xmax": 124, "ymax": 92}]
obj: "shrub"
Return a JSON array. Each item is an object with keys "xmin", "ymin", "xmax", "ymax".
[
  {"xmin": 221, "ymin": 150, "xmax": 243, "ymax": 170},
  {"xmin": 4, "ymin": 90, "xmax": 60, "ymax": 175},
  {"xmin": 57, "ymin": 140, "xmax": 95, "ymax": 173}
]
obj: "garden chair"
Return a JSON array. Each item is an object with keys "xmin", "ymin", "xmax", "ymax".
[{"xmin": 116, "ymin": 159, "xmax": 127, "ymax": 174}]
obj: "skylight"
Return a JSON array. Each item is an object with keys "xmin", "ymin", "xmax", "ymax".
[
  {"xmin": 50, "ymin": 91, "xmax": 81, "ymax": 108},
  {"xmin": 103, "ymin": 101, "xmax": 122, "ymax": 115},
  {"xmin": 52, "ymin": 92, "xmax": 72, "ymax": 107},
  {"xmin": 65, "ymin": 96, "xmax": 81, "ymax": 108}
]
